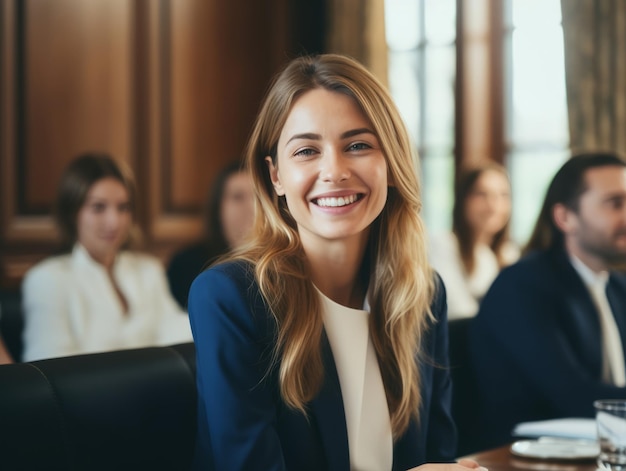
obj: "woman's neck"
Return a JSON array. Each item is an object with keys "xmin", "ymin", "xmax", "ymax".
[
  {"xmin": 303, "ymin": 236, "xmax": 368, "ymax": 309},
  {"xmin": 78, "ymin": 243, "xmax": 117, "ymax": 271},
  {"xmin": 91, "ymin": 251, "xmax": 116, "ymax": 271},
  {"xmin": 78, "ymin": 244, "xmax": 129, "ymax": 313},
  {"xmin": 474, "ymin": 231, "xmax": 495, "ymax": 247}
]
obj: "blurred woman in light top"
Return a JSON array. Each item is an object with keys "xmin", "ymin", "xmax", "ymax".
[
  {"xmin": 429, "ymin": 162, "xmax": 519, "ymax": 320},
  {"xmin": 167, "ymin": 161, "xmax": 254, "ymax": 308},
  {"xmin": 22, "ymin": 153, "xmax": 192, "ymax": 361}
]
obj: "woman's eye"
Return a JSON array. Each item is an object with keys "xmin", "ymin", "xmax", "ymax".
[
  {"xmin": 91, "ymin": 203, "xmax": 106, "ymax": 213},
  {"xmin": 347, "ymin": 142, "xmax": 371, "ymax": 152},
  {"xmin": 609, "ymin": 198, "xmax": 626, "ymax": 210},
  {"xmin": 294, "ymin": 148, "xmax": 316, "ymax": 157}
]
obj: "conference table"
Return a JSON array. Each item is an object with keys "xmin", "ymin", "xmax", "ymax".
[{"xmin": 463, "ymin": 444, "xmax": 598, "ymax": 471}]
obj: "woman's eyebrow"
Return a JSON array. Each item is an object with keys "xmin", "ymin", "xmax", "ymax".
[
  {"xmin": 286, "ymin": 128, "xmax": 375, "ymax": 145},
  {"xmin": 286, "ymin": 133, "xmax": 322, "ymax": 145},
  {"xmin": 340, "ymin": 128, "xmax": 375, "ymax": 139}
]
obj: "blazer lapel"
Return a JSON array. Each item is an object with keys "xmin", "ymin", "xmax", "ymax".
[
  {"xmin": 309, "ymin": 333, "xmax": 350, "ymax": 471},
  {"xmin": 555, "ymin": 251, "xmax": 604, "ymax": 372},
  {"xmin": 607, "ymin": 275, "xmax": 626, "ymax": 354}
]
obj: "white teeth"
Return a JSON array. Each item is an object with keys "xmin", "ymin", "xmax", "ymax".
[{"xmin": 316, "ymin": 194, "xmax": 358, "ymax": 207}]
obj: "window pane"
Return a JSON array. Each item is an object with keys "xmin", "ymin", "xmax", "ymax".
[
  {"xmin": 512, "ymin": 0, "xmax": 561, "ymax": 27},
  {"xmin": 421, "ymin": 153, "xmax": 454, "ymax": 234},
  {"xmin": 424, "ymin": 0, "xmax": 456, "ymax": 46},
  {"xmin": 385, "ymin": 0, "xmax": 421, "ymax": 50},
  {"xmin": 424, "ymin": 46, "xmax": 455, "ymax": 150},
  {"xmin": 508, "ymin": 150, "xmax": 569, "ymax": 244},
  {"xmin": 510, "ymin": 27, "xmax": 568, "ymax": 145},
  {"xmin": 506, "ymin": 0, "xmax": 569, "ymax": 246},
  {"xmin": 388, "ymin": 51, "xmax": 421, "ymax": 145},
  {"xmin": 386, "ymin": 0, "xmax": 456, "ymax": 235}
]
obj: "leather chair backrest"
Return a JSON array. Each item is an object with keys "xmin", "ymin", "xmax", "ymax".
[
  {"xmin": 448, "ymin": 317, "xmax": 481, "ymax": 456},
  {"xmin": 0, "ymin": 288, "xmax": 23, "ymax": 361},
  {"xmin": 0, "ymin": 343, "xmax": 197, "ymax": 471}
]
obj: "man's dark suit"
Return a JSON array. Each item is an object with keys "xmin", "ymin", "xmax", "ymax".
[
  {"xmin": 188, "ymin": 261, "xmax": 457, "ymax": 470},
  {"xmin": 469, "ymin": 247, "xmax": 626, "ymax": 450}
]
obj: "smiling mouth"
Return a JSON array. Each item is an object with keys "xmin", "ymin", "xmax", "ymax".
[
  {"xmin": 313, "ymin": 194, "xmax": 363, "ymax": 208},
  {"xmin": 101, "ymin": 234, "xmax": 121, "ymax": 241}
]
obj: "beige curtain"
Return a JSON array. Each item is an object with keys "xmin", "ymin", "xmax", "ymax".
[
  {"xmin": 561, "ymin": 0, "xmax": 626, "ymax": 156},
  {"xmin": 326, "ymin": 0, "xmax": 388, "ymax": 86}
]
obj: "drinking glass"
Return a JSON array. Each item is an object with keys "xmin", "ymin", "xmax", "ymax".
[{"xmin": 595, "ymin": 400, "xmax": 626, "ymax": 470}]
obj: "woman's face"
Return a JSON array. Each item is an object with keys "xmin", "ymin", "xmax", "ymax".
[
  {"xmin": 220, "ymin": 171, "xmax": 254, "ymax": 248},
  {"xmin": 464, "ymin": 169, "xmax": 512, "ymax": 240},
  {"xmin": 76, "ymin": 177, "xmax": 132, "ymax": 264},
  {"xmin": 267, "ymin": 88, "xmax": 388, "ymax": 249}
]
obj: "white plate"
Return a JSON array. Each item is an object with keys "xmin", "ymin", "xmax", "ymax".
[{"xmin": 511, "ymin": 437, "xmax": 600, "ymax": 460}]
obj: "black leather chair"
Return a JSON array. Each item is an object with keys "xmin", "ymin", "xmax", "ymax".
[
  {"xmin": 448, "ymin": 317, "xmax": 482, "ymax": 456},
  {"xmin": 0, "ymin": 288, "xmax": 23, "ymax": 361},
  {"xmin": 0, "ymin": 343, "xmax": 197, "ymax": 471},
  {"xmin": 0, "ymin": 317, "xmax": 488, "ymax": 466}
]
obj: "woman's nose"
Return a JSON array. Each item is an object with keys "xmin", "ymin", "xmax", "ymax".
[
  {"xmin": 105, "ymin": 208, "xmax": 124, "ymax": 228},
  {"xmin": 320, "ymin": 150, "xmax": 350, "ymax": 182}
]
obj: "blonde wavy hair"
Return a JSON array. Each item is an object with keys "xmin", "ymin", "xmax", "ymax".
[{"xmin": 228, "ymin": 54, "xmax": 434, "ymax": 438}]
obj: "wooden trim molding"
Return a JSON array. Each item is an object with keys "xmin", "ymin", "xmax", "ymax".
[{"xmin": 456, "ymin": 0, "xmax": 504, "ymax": 168}]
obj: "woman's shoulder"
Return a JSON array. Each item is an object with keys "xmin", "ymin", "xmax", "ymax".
[
  {"xmin": 428, "ymin": 232, "xmax": 462, "ymax": 274},
  {"xmin": 23, "ymin": 254, "xmax": 72, "ymax": 285},
  {"xmin": 501, "ymin": 240, "xmax": 521, "ymax": 264},
  {"xmin": 118, "ymin": 250, "xmax": 166, "ymax": 273},
  {"xmin": 168, "ymin": 242, "xmax": 211, "ymax": 266},
  {"xmin": 430, "ymin": 271, "xmax": 448, "ymax": 321},
  {"xmin": 190, "ymin": 260, "xmax": 257, "ymax": 298},
  {"xmin": 428, "ymin": 231, "xmax": 458, "ymax": 254},
  {"xmin": 188, "ymin": 260, "xmax": 270, "ymax": 330}
]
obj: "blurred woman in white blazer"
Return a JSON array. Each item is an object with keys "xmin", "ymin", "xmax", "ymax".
[{"xmin": 22, "ymin": 153, "xmax": 192, "ymax": 362}]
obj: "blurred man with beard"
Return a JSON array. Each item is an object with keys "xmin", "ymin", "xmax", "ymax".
[{"xmin": 468, "ymin": 152, "xmax": 626, "ymax": 450}]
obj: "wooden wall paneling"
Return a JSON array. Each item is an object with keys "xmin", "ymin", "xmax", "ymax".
[
  {"xmin": 1, "ymin": 0, "xmax": 54, "ymax": 247},
  {"xmin": 167, "ymin": 0, "xmax": 283, "ymax": 213},
  {"xmin": 148, "ymin": 0, "xmax": 292, "ymax": 259},
  {"xmin": 140, "ymin": 0, "xmax": 203, "ymax": 259},
  {"xmin": 1, "ymin": 0, "xmax": 294, "ymax": 286},
  {"xmin": 0, "ymin": 0, "xmax": 27, "ymax": 288},
  {"xmin": 23, "ymin": 0, "xmax": 135, "ymax": 212},
  {"xmin": 1, "ymin": 0, "xmax": 136, "ymax": 287}
]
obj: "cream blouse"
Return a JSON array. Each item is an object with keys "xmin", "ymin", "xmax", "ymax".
[
  {"xmin": 428, "ymin": 232, "xmax": 519, "ymax": 320},
  {"xmin": 318, "ymin": 288, "xmax": 393, "ymax": 471},
  {"xmin": 22, "ymin": 244, "xmax": 193, "ymax": 361}
]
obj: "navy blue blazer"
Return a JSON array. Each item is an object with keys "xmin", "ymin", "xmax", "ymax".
[
  {"xmin": 468, "ymin": 247, "xmax": 626, "ymax": 450},
  {"xmin": 188, "ymin": 261, "xmax": 457, "ymax": 470}
]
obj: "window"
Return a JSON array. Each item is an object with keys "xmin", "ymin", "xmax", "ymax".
[
  {"xmin": 385, "ymin": 0, "xmax": 457, "ymax": 235},
  {"xmin": 385, "ymin": 0, "xmax": 569, "ymax": 245},
  {"xmin": 505, "ymin": 0, "xmax": 569, "ymax": 243}
]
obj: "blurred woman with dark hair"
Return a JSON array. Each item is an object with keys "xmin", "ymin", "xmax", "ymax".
[
  {"xmin": 22, "ymin": 153, "xmax": 192, "ymax": 362},
  {"xmin": 166, "ymin": 161, "xmax": 254, "ymax": 308},
  {"xmin": 429, "ymin": 162, "xmax": 519, "ymax": 319}
]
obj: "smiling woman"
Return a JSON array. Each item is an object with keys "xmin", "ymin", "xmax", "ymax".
[
  {"xmin": 187, "ymin": 54, "xmax": 485, "ymax": 471},
  {"xmin": 21, "ymin": 153, "xmax": 193, "ymax": 362}
]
